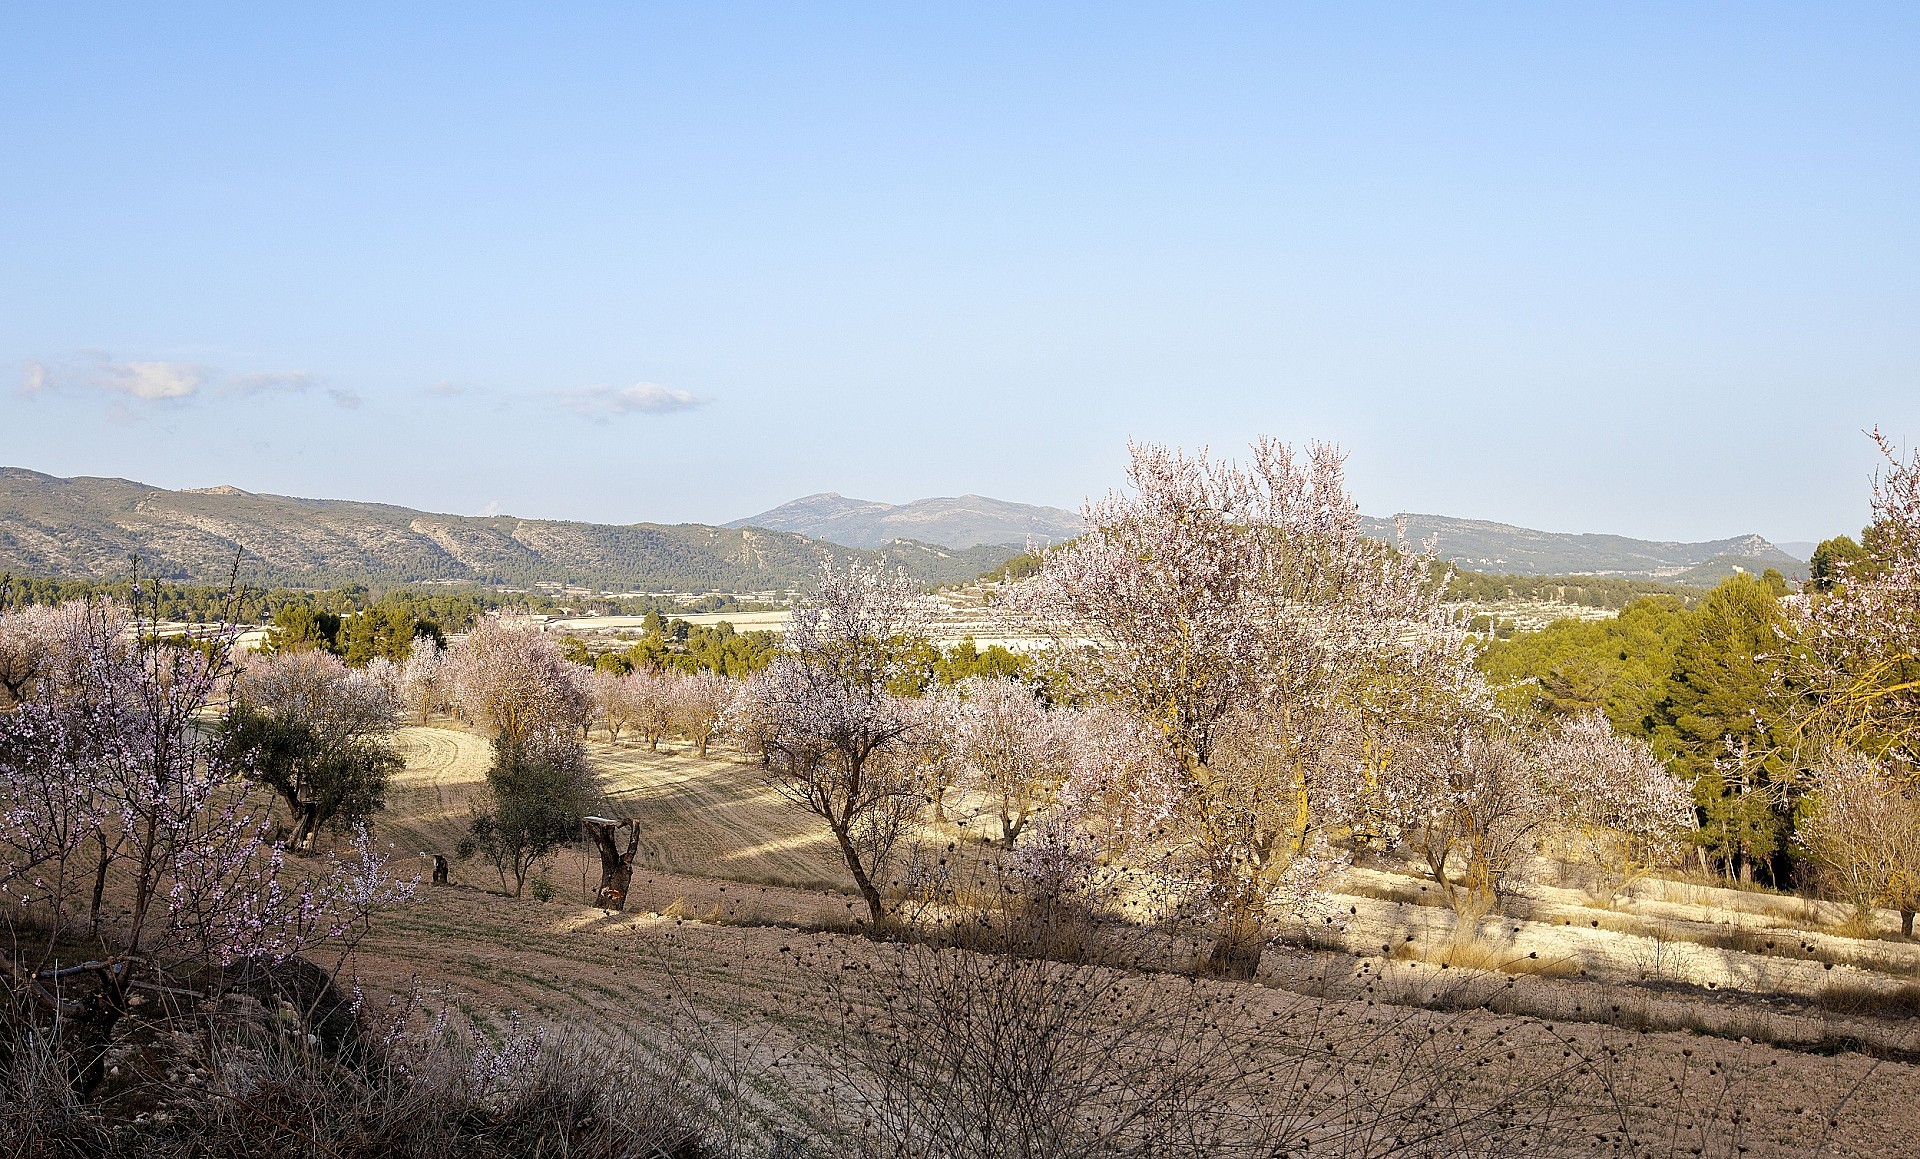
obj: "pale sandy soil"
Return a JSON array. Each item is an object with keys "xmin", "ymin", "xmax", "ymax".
[{"xmin": 351, "ymin": 726, "xmax": 1920, "ymax": 1156}]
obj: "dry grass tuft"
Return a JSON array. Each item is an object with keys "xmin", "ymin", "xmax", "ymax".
[
  {"xmin": 1389, "ymin": 936, "xmax": 1581, "ymax": 977},
  {"xmin": 1812, "ymin": 981, "xmax": 1920, "ymax": 1020}
]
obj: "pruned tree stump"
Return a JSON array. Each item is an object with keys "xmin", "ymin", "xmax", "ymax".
[{"xmin": 583, "ymin": 817, "xmax": 641, "ymax": 911}]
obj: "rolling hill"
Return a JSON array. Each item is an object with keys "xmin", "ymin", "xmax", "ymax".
[{"xmin": 0, "ymin": 468, "xmax": 1018, "ymax": 591}]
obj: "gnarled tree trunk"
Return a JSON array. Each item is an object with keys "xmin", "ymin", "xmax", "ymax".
[
  {"xmin": 584, "ymin": 817, "xmax": 642, "ymax": 911},
  {"xmin": 1205, "ymin": 879, "xmax": 1267, "ymax": 979}
]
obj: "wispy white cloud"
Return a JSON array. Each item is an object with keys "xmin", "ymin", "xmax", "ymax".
[
  {"xmin": 20, "ymin": 355, "xmax": 358, "ymax": 410},
  {"xmin": 422, "ymin": 380, "xmax": 467, "ymax": 397},
  {"xmin": 99, "ymin": 360, "xmax": 205, "ymax": 400},
  {"xmin": 556, "ymin": 381, "xmax": 705, "ymax": 419},
  {"xmin": 227, "ymin": 370, "xmax": 316, "ymax": 396}
]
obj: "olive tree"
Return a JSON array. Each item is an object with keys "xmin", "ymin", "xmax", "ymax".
[{"xmin": 230, "ymin": 650, "xmax": 404, "ymax": 851}]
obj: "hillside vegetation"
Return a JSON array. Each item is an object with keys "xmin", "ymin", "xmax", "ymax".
[{"xmin": 0, "ymin": 468, "xmax": 1016, "ymax": 589}]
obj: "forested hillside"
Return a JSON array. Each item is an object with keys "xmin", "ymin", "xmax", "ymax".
[{"xmin": 0, "ymin": 468, "xmax": 1015, "ymax": 590}]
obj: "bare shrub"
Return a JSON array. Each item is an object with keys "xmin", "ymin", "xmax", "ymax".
[
  {"xmin": 807, "ymin": 938, "xmax": 1804, "ymax": 1159},
  {"xmin": 0, "ymin": 1004, "xmax": 720, "ymax": 1159}
]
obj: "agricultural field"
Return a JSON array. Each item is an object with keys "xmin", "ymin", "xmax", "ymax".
[{"xmin": 337, "ymin": 723, "xmax": 1920, "ymax": 1156}]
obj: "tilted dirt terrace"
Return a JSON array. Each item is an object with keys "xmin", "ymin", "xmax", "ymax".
[{"xmin": 349, "ymin": 726, "xmax": 1920, "ymax": 1156}]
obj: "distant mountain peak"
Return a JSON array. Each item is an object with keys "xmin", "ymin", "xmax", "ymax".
[
  {"xmin": 183, "ymin": 484, "xmax": 252, "ymax": 497},
  {"xmin": 728, "ymin": 493, "xmax": 1086, "ymax": 550}
]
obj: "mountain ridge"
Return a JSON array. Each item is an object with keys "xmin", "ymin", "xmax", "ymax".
[
  {"xmin": 0, "ymin": 467, "xmax": 1811, "ymax": 591},
  {"xmin": 727, "ymin": 492, "xmax": 1087, "ymax": 550},
  {"xmin": 0, "ymin": 468, "xmax": 1016, "ymax": 591},
  {"xmin": 736, "ymin": 490, "xmax": 1807, "ymax": 581},
  {"xmin": 1359, "ymin": 513, "xmax": 1807, "ymax": 581}
]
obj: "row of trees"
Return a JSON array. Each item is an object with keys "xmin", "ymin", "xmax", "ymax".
[
  {"xmin": 22, "ymin": 430, "xmax": 1893, "ymax": 987},
  {"xmin": 727, "ymin": 430, "xmax": 1920, "ymax": 967}
]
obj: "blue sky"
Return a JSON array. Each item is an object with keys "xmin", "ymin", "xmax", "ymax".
[{"xmin": 1, "ymin": 4, "xmax": 1914, "ymax": 545}]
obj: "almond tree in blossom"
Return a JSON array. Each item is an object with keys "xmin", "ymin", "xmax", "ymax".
[
  {"xmin": 590, "ymin": 667, "xmax": 638, "ymax": 741},
  {"xmin": 1340, "ymin": 625, "xmax": 1491, "ymax": 849},
  {"xmin": 0, "ymin": 600, "xmax": 67, "ymax": 707},
  {"xmin": 398, "ymin": 633, "xmax": 448, "ymax": 722},
  {"xmin": 628, "ymin": 667, "xmax": 678, "ymax": 751},
  {"xmin": 738, "ymin": 558, "xmax": 936, "ymax": 929},
  {"xmin": 1045, "ymin": 702, "xmax": 1176, "ymax": 869},
  {"xmin": 237, "ymin": 648, "xmax": 403, "ymax": 746},
  {"xmin": 1019, "ymin": 439, "xmax": 1446, "ymax": 976},
  {"xmin": 0, "ymin": 597, "xmax": 413, "ymax": 1054},
  {"xmin": 1401, "ymin": 722, "xmax": 1549, "ymax": 926},
  {"xmin": 1793, "ymin": 429, "xmax": 1920, "ymax": 762},
  {"xmin": 947, "ymin": 675, "xmax": 1070, "ymax": 848},
  {"xmin": 447, "ymin": 618, "xmax": 593, "ymax": 756},
  {"xmin": 1537, "ymin": 711, "xmax": 1694, "ymax": 895},
  {"xmin": 672, "ymin": 669, "xmax": 735, "ymax": 757}
]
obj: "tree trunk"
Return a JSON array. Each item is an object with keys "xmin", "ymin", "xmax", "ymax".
[
  {"xmin": 89, "ymin": 833, "xmax": 111, "ymax": 933},
  {"xmin": 830, "ymin": 824, "xmax": 888, "ymax": 931},
  {"xmin": 1902, "ymin": 909, "xmax": 1915, "ymax": 938},
  {"xmin": 288, "ymin": 807, "xmax": 321, "ymax": 854},
  {"xmin": 1001, "ymin": 810, "xmax": 1023, "ymax": 849},
  {"xmin": 1206, "ymin": 900, "xmax": 1265, "ymax": 980},
  {"xmin": 584, "ymin": 818, "xmax": 641, "ymax": 911},
  {"xmin": 431, "ymin": 855, "xmax": 450, "ymax": 886}
]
